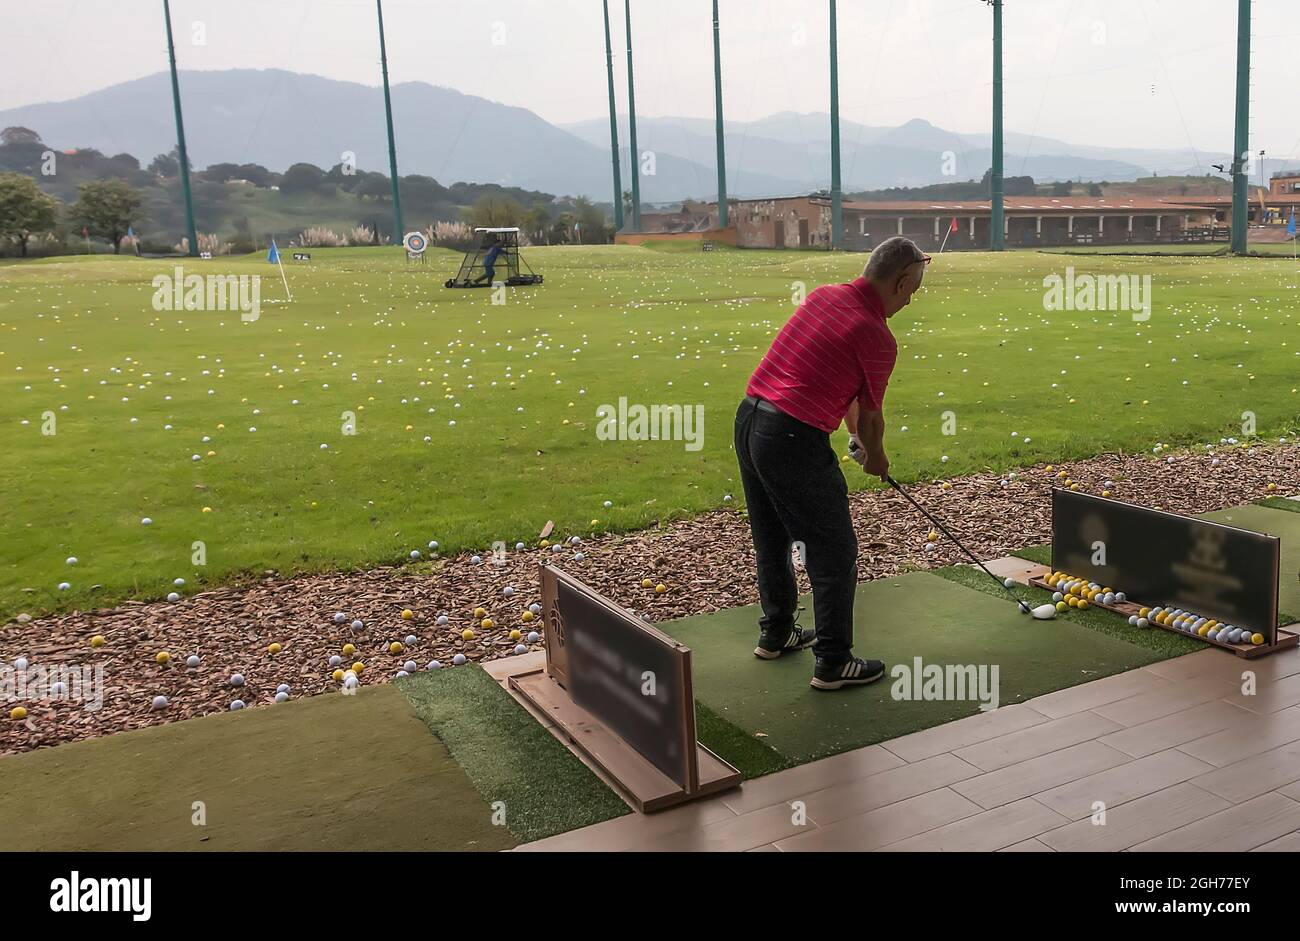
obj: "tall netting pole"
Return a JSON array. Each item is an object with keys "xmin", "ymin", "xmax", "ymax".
[
  {"xmin": 712, "ymin": 0, "xmax": 728, "ymax": 229},
  {"xmin": 163, "ymin": 0, "xmax": 198, "ymax": 256},
  {"xmin": 602, "ymin": 0, "xmax": 624, "ymax": 232},
  {"xmin": 990, "ymin": 0, "xmax": 1005, "ymax": 251},
  {"xmin": 377, "ymin": 0, "xmax": 404, "ymax": 242},
  {"xmin": 624, "ymin": 0, "xmax": 641, "ymax": 233},
  {"xmin": 1230, "ymin": 0, "xmax": 1251, "ymax": 255},
  {"xmin": 829, "ymin": 0, "xmax": 842, "ymax": 250}
]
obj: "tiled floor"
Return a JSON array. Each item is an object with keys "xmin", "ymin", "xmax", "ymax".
[{"xmin": 513, "ymin": 641, "xmax": 1300, "ymax": 852}]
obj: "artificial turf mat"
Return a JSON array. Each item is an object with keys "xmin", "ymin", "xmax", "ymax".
[
  {"xmin": 398, "ymin": 664, "xmax": 630, "ymax": 842},
  {"xmin": 0, "ymin": 684, "xmax": 515, "ymax": 851},
  {"xmin": 934, "ymin": 564, "xmax": 1202, "ymax": 657},
  {"xmin": 1257, "ymin": 496, "xmax": 1300, "ymax": 514},
  {"xmin": 1198, "ymin": 503, "xmax": 1300, "ymax": 623},
  {"xmin": 1010, "ymin": 544, "xmax": 1052, "ymax": 566},
  {"xmin": 663, "ymin": 571, "xmax": 1166, "ymax": 763}
]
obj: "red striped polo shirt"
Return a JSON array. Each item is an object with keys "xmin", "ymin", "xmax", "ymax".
[{"xmin": 746, "ymin": 277, "xmax": 897, "ymax": 433}]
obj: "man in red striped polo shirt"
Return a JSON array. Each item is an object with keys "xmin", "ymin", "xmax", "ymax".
[{"xmin": 735, "ymin": 236, "xmax": 928, "ymax": 690}]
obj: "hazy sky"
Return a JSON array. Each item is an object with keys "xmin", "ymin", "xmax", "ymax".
[{"xmin": 5, "ymin": 0, "xmax": 1299, "ymax": 160}]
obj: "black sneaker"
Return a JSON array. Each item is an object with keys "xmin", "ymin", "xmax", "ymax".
[
  {"xmin": 754, "ymin": 625, "xmax": 816, "ymax": 660},
  {"xmin": 810, "ymin": 656, "xmax": 886, "ymax": 690}
]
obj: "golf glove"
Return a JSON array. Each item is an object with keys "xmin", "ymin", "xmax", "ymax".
[{"xmin": 848, "ymin": 434, "xmax": 868, "ymax": 467}]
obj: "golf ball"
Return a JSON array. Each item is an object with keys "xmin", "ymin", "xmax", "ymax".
[
  {"xmin": 436, "ymin": 615, "xmax": 449, "ymax": 626},
  {"xmin": 1003, "ymin": 577, "xmax": 1015, "ymax": 589},
  {"xmin": 274, "ymin": 691, "xmax": 290, "ymax": 703},
  {"xmin": 405, "ymin": 634, "xmax": 417, "ymax": 646},
  {"xmin": 230, "ymin": 673, "xmax": 245, "ymax": 687},
  {"xmin": 333, "ymin": 612, "xmax": 347, "ymax": 624},
  {"xmin": 329, "ymin": 655, "xmax": 342, "ymax": 667},
  {"xmin": 230, "ymin": 700, "xmax": 245, "ymax": 711},
  {"xmin": 514, "ymin": 644, "xmax": 528, "ymax": 655},
  {"xmin": 527, "ymin": 631, "xmax": 540, "ymax": 643},
  {"xmin": 151, "ymin": 695, "xmax": 169, "ymax": 710},
  {"xmin": 1137, "ymin": 617, "xmax": 1149, "ymax": 628},
  {"xmin": 186, "ymin": 655, "xmax": 201, "ymax": 668},
  {"xmin": 529, "ymin": 604, "xmax": 541, "ymax": 615},
  {"xmin": 167, "ymin": 592, "xmax": 180, "ymax": 602},
  {"xmin": 404, "ymin": 660, "xmax": 418, "ymax": 672},
  {"xmin": 427, "ymin": 660, "xmax": 442, "ymax": 670},
  {"xmin": 1053, "ymin": 592, "xmax": 1064, "ymax": 602},
  {"xmin": 452, "ymin": 653, "xmax": 467, "ymax": 666}
]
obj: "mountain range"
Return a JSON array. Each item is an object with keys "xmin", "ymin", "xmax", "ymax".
[{"xmin": 1, "ymin": 69, "xmax": 1283, "ymax": 202}]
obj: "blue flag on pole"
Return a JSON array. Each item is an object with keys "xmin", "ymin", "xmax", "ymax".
[
  {"xmin": 267, "ymin": 239, "xmax": 280, "ymax": 264},
  {"xmin": 1288, "ymin": 209, "xmax": 1296, "ymax": 238},
  {"xmin": 127, "ymin": 225, "xmax": 135, "ymax": 239}
]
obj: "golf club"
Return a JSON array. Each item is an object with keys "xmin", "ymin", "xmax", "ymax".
[{"xmin": 885, "ymin": 475, "xmax": 1056, "ymax": 619}]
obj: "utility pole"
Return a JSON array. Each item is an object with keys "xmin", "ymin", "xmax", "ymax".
[
  {"xmin": 829, "ymin": 0, "xmax": 842, "ymax": 249},
  {"xmin": 377, "ymin": 0, "xmax": 404, "ymax": 242},
  {"xmin": 990, "ymin": 0, "xmax": 1005, "ymax": 251},
  {"xmin": 602, "ymin": 0, "xmax": 624, "ymax": 231},
  {"xmin": 163, "ymin": 0, "xmax": 198, "ymax": 256},
  {"xmin": 624, "ymin": 0, "xmax": 641, "ymax": 232},
  {"xmin": 712, "ymin": 0, "xmax": 728, "ymax": 228},
  {"xmin": 1230, "ymin": 0, "xmax": 1251, "ymax": 254}
]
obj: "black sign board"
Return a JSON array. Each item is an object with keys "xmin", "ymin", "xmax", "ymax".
[
  {"xmin": 292, "ymin": 252, "xmax": 311, "ymax": 261},
  {"xmin": 543, "ymin": 567, "xmax": 697, "ymax": 790},
  {"xmin": 701, "ymin": 241, "xmax": 714, "ymax": 252},
  {"xmin": 1052, "ymin": 489, "xmax": 1279, "ymax": 641}
]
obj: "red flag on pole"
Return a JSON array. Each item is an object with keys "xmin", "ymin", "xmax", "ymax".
[
  {"xmin": 82, "ymin": 226, "xmax": 88, "ymax": 237},
  {"xmin": 949, "ymin": 217, "xmax": 958, "ymax": 233}
]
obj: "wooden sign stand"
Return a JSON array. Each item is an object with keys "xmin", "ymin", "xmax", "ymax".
[
  {"xmin": 509, "ymin": 669, "xmax": 740, "ymax": 813},
  {"xmin": 507, "ymin": 565, "xmax": 740, "ymax": 813}
]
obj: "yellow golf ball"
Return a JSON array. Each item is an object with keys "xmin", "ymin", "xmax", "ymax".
[
  {"xmin": 655, "ymin": 583, "xmax": 667, "ymax": 594},
  {"xmin": 474, "ymin": 607, "xmax": 487, "ymax": 619},
  {"xmin": 509, "ymin": 629, "xmax": 522, "ymax": 641},
  {"xmin": 1251, "ymin": 633, "xmax": 1265, "ymax": 645},
  {"xmin": 521, "ymin": 610, "xmax": 534, "ymax": 622},
  {"xmin": 481, "ymin": 618, "xmax": 493, "ymax": 630},
  {"xmin": 389, "ymin": 642, "xmax": 403, "ymax": 654},
  {"xmin": 461, "ymin": 628, "xmax": 475, "ymax": 641},
  {"xmin": 641, "ymin": 578, "xmax": 652, "ymax": 588},
  {"xmin": 90, "ymin": 635, "xmax": 106, "ymax": 649},
  {"xmin": 1078, "ymin": 599, "xmax": 1090, "ymax": 610},
  {"xmin": 155, "ymin": 651, "xmax": 170, "ymax": 665},
  {"xmin": 1056, "ymin": 601, "xmax": 1068, "ymax": 612},
  {"xmin": 401, "ymin": 609, "xmax": 414, "ymax": 620},
  {"xmin": 351, "ymin": 662, "xmax": 365, "ymax": 674},
  {"xmin": 10, "ymin": 706, "xmax": 27, "ymax": 721},
  {"xmin": 268, "ymin": 642, "xmax": 282, "ymax": 655},
  {"xmin": 332, "ymin": 669, "xmax": 345, "ymax": 683},
  {"xmin": 342, "ymin": 643, "xmax": 356, "ymax": 656}
]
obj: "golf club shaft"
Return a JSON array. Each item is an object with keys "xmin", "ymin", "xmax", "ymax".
[{"xmin": 886, "ymin": 475, "xmax": 1029, "ymax": 611}]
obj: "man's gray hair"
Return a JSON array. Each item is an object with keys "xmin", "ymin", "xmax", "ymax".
[{"xmin": 863, "ymin": 236, "xmax": 925, "ymax": 281}]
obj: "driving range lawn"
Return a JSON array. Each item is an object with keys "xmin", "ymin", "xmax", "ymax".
[{"xmin": 2, "ymin": 245, "xmax": 1297, "ymax": 620}]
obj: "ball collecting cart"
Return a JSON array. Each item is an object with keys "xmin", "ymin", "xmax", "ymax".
[{"xmin": 444, "ymin": 226, "xmax": 543, "ymax": 288}]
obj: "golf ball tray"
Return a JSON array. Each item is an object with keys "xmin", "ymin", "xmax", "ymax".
[{"xmin": 1029, "ymin": 570, "xmax": 1287, "ymax": 659}]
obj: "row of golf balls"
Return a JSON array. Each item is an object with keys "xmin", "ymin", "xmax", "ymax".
[
  {"xmin": 1136, "ymin": 607, "xmax": 1266, "ymax": 645},
  {"xmin": 1046, "ymin": 572, "xmax": 1126, "ymax": 608}
]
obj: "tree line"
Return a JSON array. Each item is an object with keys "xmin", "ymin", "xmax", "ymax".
[{"xmin": 0, "ymin": 126, "xmax": 615, "ymax": 257}]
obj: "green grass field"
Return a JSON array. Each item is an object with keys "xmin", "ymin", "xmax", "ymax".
[{"xmin": 2, "ymin": 245, "xmax": 1298, "ymax": 620}]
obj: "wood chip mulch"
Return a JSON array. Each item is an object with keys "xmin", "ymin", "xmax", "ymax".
[{"xmin": 1, "ymin": 444, "xmax": 1296, "ymax": 756}]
